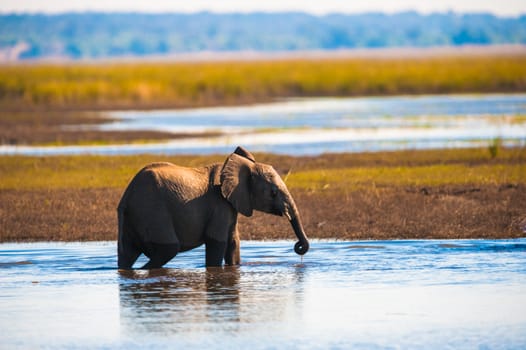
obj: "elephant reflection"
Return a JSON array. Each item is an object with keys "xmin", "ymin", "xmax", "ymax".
[
  {"xmin": 118, "ymin": 267, "xmax": 240, "ymax": 334},
  {"xmin": 119, "ymin": 264, "xmax": 309, "ymax": 337}
]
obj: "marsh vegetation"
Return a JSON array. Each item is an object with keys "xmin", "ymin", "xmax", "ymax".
[{"xmin": 1, "ymin": 55, "xmax": 526, "ymax": 110}]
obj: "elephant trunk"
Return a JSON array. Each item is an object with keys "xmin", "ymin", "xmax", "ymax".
[
  {"xmin": 291, "ymin": 216, "xmax": 309, "ymax": 255},
  {"xmin": 284, "ymin": 195, "xmax": 309, "ymax": 255}
]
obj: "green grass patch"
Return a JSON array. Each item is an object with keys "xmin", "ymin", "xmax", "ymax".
[
  {"xmin": 0, "ymin": 155, "xmax": 224, "ymax": 190},
  {"xmin": 287, "ymin": 164, "xmax": 526, "ymax": 191},
  {"xmin": 1, "ymin": 148, "xmax": 523, "ymax": 191}
]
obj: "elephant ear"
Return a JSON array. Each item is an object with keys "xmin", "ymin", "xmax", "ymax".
[
  {"xmin": 233, "ymin": 146, "xmax": 256, "ymax": 162},
  {"xmin": 221, "ymin": 151, "xmax": 254, "ymax": 217}
]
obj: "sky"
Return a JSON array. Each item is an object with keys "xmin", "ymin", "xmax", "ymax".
[{"xmin": 0, "ymin": 0, "xmax": 525, "ymax": 16}]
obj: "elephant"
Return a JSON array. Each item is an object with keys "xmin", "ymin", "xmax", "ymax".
[{"xmin": 117, "ymin": 146, "xmax": 309, "ymax": 269}]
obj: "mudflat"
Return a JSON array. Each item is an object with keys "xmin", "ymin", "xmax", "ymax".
[{"xmin": 1, "ymin": 148, "xmax": 524, "ymax": 242}]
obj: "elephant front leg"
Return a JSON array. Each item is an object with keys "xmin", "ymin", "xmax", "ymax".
[{"xmin": 224, "ymin": 223, "xmax": 241, "ymax": 266}]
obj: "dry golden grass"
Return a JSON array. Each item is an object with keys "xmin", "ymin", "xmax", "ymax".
[
  {"xmin": 1, "ymin": 148, "xmax": 524, "ymax": 190},
  {"xmin": 1, "ymin": 55, "xmax": 525, "ymax": 110}
]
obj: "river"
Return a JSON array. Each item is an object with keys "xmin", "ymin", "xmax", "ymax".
[
  {"xmin": 1, "ymin": 240, "xmax": 525, "ymax": 349},
  {"xmin": 1, "ymin": 94, "xmax": 525, "ymax": 156}
]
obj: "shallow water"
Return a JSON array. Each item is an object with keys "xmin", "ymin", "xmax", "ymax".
[
  {"xmin": 1, "ymin": 94, "xmax": 525, "ymax": 156},
  {"xmin": 1, "ymin": 240, "xmax": 525, "ymax": 349}
]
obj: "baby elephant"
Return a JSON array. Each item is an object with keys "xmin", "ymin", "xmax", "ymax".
[{"xmin": 117, "ymin": 146, "xmax": 309, "ymax": 269}]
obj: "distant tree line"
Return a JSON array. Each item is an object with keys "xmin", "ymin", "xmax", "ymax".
[{"xmin": 0, "ymin": 11, "xmax": 525, "ymax": 59}]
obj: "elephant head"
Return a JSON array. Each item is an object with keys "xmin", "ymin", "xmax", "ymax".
[{"xmin": 220, "ymin": 146, "xmax": 309, "ymax": 255}]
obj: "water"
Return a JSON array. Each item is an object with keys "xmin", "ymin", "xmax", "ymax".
[
  {"xmin": 1, "ymin": 240, "xmax": 525, "ymax": 349},
  {"xmin": 1, "ymin": 94, "xmax": 525, "ymax": 156}
]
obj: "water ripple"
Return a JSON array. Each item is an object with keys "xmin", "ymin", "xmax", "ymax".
[{"xmin": 1, "ymin": 239, "xmax": 525, "ymax": 349}]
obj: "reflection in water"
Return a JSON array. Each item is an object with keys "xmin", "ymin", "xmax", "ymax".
[
  {"xmin": 118, "ymin": 264, "xmax": 308, "ymax": 344},
  {"xmin": 119, "ymin": 267, "xmax": 241, "ymax": 336},
  {"xmin": 1, "ymin": 241, "xmax": 526, "ymax": 349}
]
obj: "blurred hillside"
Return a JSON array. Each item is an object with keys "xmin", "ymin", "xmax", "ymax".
[{"xmin": 1, "ymin": 11, "xmax": 526, "ymax": 60}]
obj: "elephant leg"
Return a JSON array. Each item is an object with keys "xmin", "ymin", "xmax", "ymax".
[
  {"xmin": 224, "ymin": 223, "xmax": 241, "ymax": 266},
  {"xmin": 136, "ymin": 202, "xmax": 180, "ymax": 269},
  {"xmin": 118, "ymin": 240, "xmax": 141, "ymax": 269},
  {"xmin": 205, "ymin": 238, "xmax": 227, "ymax": 267},
  {"xmin": 141, "ymin": 242, "xmax": 180, "ymax": 269},
  {"xmin": 118, "ymin": 213, "xmax": 142, "ymax": 270}
]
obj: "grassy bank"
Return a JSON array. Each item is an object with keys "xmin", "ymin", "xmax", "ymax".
[
  {"xmin": 0, "ymin": 148, "xmax": 524, "ymax": 242},
  {"xmin": 0, "ymin": 148, "xmax": 524, "ymax": 191},
  {"xmin": 2, "ymin": 55, "xmax": 526, "ymax": 110}
]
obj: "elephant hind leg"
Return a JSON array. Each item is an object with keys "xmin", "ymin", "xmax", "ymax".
[
  {"xmin": 141, "ymin": 242, "xmax": 180, "ymax": 269},
  {"xmin": 118, "ymin": 214, "xmax": 142, "ymax": 270},
  {"xmin": 118, "ymin": 245, "xmax": 141, "ymax": 270}
]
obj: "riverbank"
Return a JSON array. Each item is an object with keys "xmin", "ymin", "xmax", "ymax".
[
  {"xmin": 0, "ymin": 110, "xmax": 223, "ymax": 146},
  {"xmin": 0, "ymin": 147, "xmax": 524, "ymax": 242},
  {"xmin": 2, "ymin": 53, "xmax": 526, "ymax": 148}
]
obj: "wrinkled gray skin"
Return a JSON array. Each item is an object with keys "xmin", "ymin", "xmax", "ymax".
[{"xmin": 117, "ymin": 146, "xmax": 309, "ymax": 269}]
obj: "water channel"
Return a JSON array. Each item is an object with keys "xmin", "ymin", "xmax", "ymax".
[
  {"xmin": 1, "ymin": 240, "xmax": 525, "ymax": 349},
  {"xmin": 1, "ymin": 94, "xmax": 525, "ymax": 156}
]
